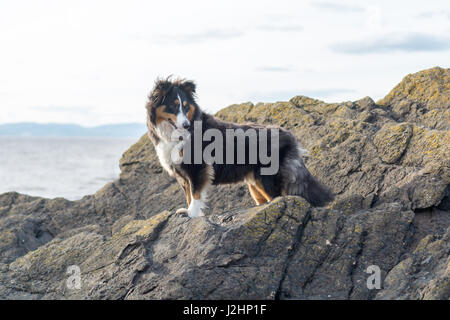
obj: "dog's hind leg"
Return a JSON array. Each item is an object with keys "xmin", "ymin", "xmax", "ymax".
[
  {"xmin": 248, "ymin": 184, "xmax": 269, "ymax": 205},
  {"xmin": 253, "ymin": 180, "xmax": 273, "ymax": 203},
  {"xmin": 246, "ymin": 171, "xmax": 276, "ymax": 205}
]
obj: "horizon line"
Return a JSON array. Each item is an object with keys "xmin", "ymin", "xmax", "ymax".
[{"xmin": 0, "ymin": 121, "xmax": 147, "ymax": 128}]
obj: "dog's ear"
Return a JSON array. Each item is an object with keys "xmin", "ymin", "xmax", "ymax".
[
  {"xmin": 181, "ymin": 80, "xmax": 196, "ymax": 96},
  {"xmin": 147, "ymin": 78, "xmax": 173, "ymax": 125},
  {"xmin": 149, "ymin": 78, "xmax": 172, "ymax": 105}
]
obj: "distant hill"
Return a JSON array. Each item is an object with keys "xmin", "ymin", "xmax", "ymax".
[{"xmin": 0, "ymin": 122, "xmax": 147, "ymax": 139}]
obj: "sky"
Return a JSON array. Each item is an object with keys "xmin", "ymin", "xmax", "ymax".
[{"xmin": 0, "ymin": 0, "xmax": 449, "ymax": 126}]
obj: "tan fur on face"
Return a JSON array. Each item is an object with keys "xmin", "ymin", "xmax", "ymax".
[
  {"xmin": 187, "ymin": 104, "xmax": 195, "ymax": 121},
  {"xmin": 155, "ymin": 105, "xmax": 177, "ymax": 126}
]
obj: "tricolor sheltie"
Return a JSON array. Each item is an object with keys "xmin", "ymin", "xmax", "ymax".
[{"xmin": 146, "ymin": 78, "xmax": 333, "ymax": 217}]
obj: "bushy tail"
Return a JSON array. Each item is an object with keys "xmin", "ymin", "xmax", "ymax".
[
  {"xmin": 298, "ymin": 171, "xmax": 334, "ymax": 207},
  {"xmin": 281, "ymin": 157, "xmax": 334, "ymax": 207}
]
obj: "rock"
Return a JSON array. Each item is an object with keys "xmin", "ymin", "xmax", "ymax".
[
  {"xmin": 377, "ymin": 67, "xmax": 450, "ymax": 130},
  {"xmin": 0, "ymin": 198, "xmax": 416, "ymax": 299},
  {"xmin": 373, "ymin": 123, "xmax": 412, "ymax": 164},
  {"xmin": 376, "ymin": 227, "xmax": 449, "ymax": 300},
  {"xmin": 0, "ymin": 67, "xmax": 448, "ymax": 299}
]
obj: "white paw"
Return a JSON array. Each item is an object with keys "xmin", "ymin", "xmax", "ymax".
[
  {"xmin": 188, "ymin": 208, "xmax": 204, "ymax": 218},
  {"xmin": 187, "ymin": 199, "xmax": 206, "ymax": 218},
  {"xmin": 176, "ymin": 208, "xmax": 189, "ymax": 216}
]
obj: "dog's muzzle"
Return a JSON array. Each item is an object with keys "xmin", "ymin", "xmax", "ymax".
[{"xmin": 182, "ymin": 120, "xmax": 190, "ymax": 129}]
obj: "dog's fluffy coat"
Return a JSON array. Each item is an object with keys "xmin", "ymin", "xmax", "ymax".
[{"xmin": 146, "ymin": 78, "xmax": 333, "ymax": 217}]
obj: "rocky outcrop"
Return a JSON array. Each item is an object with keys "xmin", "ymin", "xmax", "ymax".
[
  {"xmin": 377, "ymin": 67, "xmax": 449, "ymax": 130},
  {"xmin": 0, "ymin": 67, "xmax": 448, "ymax": 299},
  {"xmin": 376, "ymin": 226, "xmax": 449, "ymax": 300}
]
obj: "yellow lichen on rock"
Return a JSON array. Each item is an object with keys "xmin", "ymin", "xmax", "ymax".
[
  {"xmin": 239, "ymin": 197, "xmax": 309, "ymax": 246},
  {"xmin": 119, "ymin": 134, "xmax": 153, "ymax": 171},
  {"xmin": 215, "ymin": 103, "xmax": 254, "ymax": 123},
  {"xmin": 0, "ymin": 230, "xmax": 15, "ymax": 247},
  {"xmin": 373, "ymin": 123, "xmax": 412, "ymax": 164},
  {"xmin": 404, "ymin": 126, "xmax": 450, "ymax": 171},
  {"xmin": 120, "ymin": 210, "xmax": 172, "ymax": 238},
  {"xmin": 378, "ymin": 67, "xmax": 449, "ymax": 108},
  {"xmin": 377, "ymin": 67, "xmax": 449, "ymax": 130}
]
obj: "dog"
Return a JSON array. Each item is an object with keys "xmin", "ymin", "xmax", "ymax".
[{"xmin": 146, "ymin": 78, "xmax": 333, "ymax": 217}]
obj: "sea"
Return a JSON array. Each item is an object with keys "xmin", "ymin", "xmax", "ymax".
[{"xmin": 0, "ymin": 137, "xmax": 136, "ymax": 200}]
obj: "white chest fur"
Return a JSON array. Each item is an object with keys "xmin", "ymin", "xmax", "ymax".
[{"xmin": 155, "ymin": 140, "xmax": 179, "ymax": 176}]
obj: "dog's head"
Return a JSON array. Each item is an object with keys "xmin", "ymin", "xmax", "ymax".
[{"xmin": 146, "ymin": 78, "xmax": 199, "ymax": 140}]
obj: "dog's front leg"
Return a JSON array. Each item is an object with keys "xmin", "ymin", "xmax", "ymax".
[
  {"xmin": 186, "ymin": 165, "xmax": 213, "ymax": 217},
  {"xmin": 177, "ymin": 165, "xmax": 212, "ymax": 218},
  {"xmin": 175, "ymin": 187, "xmax": 206, "ymax": 217},
  {"xmin": 187, "ymin": 186, "xmax": 208, "ymax": 218},
  {"xmin": 175, "ymin": 175, "xmax": 191, "ymax": 215},
  {"xmin": 175, "ymin": 187, "xmax": 192, "ymax": 215}
]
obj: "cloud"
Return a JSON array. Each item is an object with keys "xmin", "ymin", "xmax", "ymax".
[
  {"xmin": 298, "ymin": 88, "xmax": 355, "ymax": 98},
  {"xmin": 255, "ymin": 24, "xmax": 303, "ymax": 32},
  {"xmin": 248, "ymin": 88, "xmax": 355, "ymax": 102},
  {"xmin": 330, "ymin": 32, "xmax": 450, "ymax": 54},
  {"xmin": 255, "ymin": 66, "xmax": 295, "ymax": 72},
  {"xmin": 31, "ymin": 105, "xmax": 94, "ymax": 113},
  {"xmin": 415, "ymin": 10, "xmax": 450, "ymax": 19},
  {"xmin": 152, "ymin": 29, "xmax": 244, "ymax": 45},
  {"xmin": 310, "ymin": 1, "xmax": 365, "ymax": 12}
]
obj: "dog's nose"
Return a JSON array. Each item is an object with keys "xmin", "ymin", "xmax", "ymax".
[{"xmin": 183, "ymin": 121, "xmax": 190, "ymax": 129}]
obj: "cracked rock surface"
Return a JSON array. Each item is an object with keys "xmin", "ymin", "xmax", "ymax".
[{"xmin": 0, "ymin": 67, "xmax": 449, "ymax": 299}]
